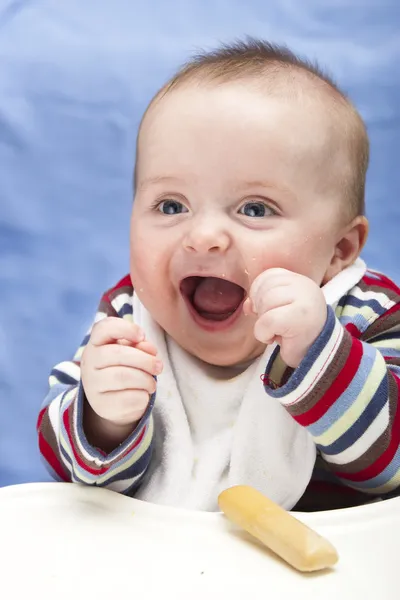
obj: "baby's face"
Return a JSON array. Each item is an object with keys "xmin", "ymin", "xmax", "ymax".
[{"xmin": 130, "ymin": 82, "xmax": 346, "ymax": 366}]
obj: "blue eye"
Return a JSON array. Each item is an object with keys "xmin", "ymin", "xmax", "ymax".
[
  {"xmin": 239, "ymin": 202, "xmax": 273, "ymax": 218},
  {"xmin": 158, "ymin": 200, "xmax": 188, "ymax": 215}
]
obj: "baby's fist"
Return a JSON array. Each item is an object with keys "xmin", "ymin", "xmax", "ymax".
[
  {"xmin": 244, "ymin": 268, "xmax": 327, "ymax": 368},
  {"xmin": 81, "ymin": 317, "xmax": 162, "ymax": 427}
]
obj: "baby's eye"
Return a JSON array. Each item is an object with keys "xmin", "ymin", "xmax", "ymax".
[
  {"xmin": 158, "ymin": 200, "xmax": 188, "ymax": 215},
  {"xmin": 239, "ymin": 202, "xmax": 274, "ymax": 218}
]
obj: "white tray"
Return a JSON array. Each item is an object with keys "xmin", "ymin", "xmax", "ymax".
[{"xmin": 0, "ymin": 482, "xmax": 398, "ymax": 599}]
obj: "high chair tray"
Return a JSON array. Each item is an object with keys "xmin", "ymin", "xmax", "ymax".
[{"xmin": 0, "ymin": 482, "xmax": 397, "ymax": 599}]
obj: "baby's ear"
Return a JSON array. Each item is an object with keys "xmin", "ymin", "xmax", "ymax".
[{"xmin": 324, "ymin": 215, "xmax": 369, "ymax": 283}]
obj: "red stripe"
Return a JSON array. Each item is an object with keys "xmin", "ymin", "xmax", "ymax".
[
  {"xmin": 114, "ymin": 274, "xmax": 132, "ymax": 290},
  {"xmin": 295, "ymin": 337, "xmax": 363, "ymax": 427},
  {"xmin": 345, "ymin": 322, "xmax": 361, "ymax": 338},
  {"xmin": 38, "ymin": 432, "xmax": 70, "ymax": 482},
  {"xmin": 362, "ymin": 275, "xmax": 387, "ymax": 289},
  {"xmin": 62, "ymin": 408, "xmax": 110, "ymax": 475},
  {"xmin": 363, "ymin": 272, "xmax": 400, "ymax": 295},
  {"xmin": 102, "ymin": 274, "xmax": 132, "ymax": 303},
  {"xmin": 37, "ymin": 409, "xmax": 70, "ymax": 481},
  {"xmin": 62, "ymin": 406, "xmax": 146, "ymax": 476},
  {"xmin": 381, "ymin": 303, "xmax": 400, "ymax": 319},
  {"xmin": 336, "ymin": 371, "xmax": 400, "ymax": 483}
]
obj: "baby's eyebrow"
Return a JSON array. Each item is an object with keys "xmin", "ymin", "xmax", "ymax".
[
  {"xmin": 235, "ymin": 179, "xmax": 287, "ymax": 192},
  {"xmin": 236, "ymin": 179, "xmax": 276, "ymax": 189},
  {"xmin": 138, "ymin": 175, "xmax": 186, "ymax": 191},
  {"xmin": 235, "ymin": 180, "xmax": 296, "ymax": 202}
]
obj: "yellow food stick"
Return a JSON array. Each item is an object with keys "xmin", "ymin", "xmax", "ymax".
[{"xmin": 218, "ymin": 485, "xmax": 339, "ymax": 573}]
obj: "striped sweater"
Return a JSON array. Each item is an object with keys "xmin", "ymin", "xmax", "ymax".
[{"xmin": 37, "ymin": 269, "xmax": 400, "ymax": 510}]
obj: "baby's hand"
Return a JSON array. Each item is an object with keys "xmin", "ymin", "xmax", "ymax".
[
  {"xmin": 81, "ymin": 317, "xmax": 162, "ymax": 430},
  {"xmin": 243, "ymin": 268, "xmax": 327, "ymax": 369}
]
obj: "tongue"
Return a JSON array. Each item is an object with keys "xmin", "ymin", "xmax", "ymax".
[{"xmin": 192, "ymin": 277, "xmax": 243, "ymax": 315}]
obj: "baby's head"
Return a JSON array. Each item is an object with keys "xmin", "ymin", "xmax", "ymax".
[{"xmin": 130, "ymin": 39, "xmax": 369, "ymax": 366}]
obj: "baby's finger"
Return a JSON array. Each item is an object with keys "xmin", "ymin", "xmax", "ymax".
[
  {"xmin": 96, "ymin": 366, "xmax": 157, "ymax": 395},
  {"xmin": 90, "ymin": 318, "xmax": 145, "ymax": 347},
  {"xmin": 243, "ymin": 297, "xmax": 256, "ymax": 316},
  {"xmin": 135, "ymin": 340, "xmax": 158, "ymax": 357},
  {"xmin": 95, "ymin": 344, "xmax": 162, "ymax": 375},
  {"xmin": 249, "ymin": 268, "xmax": 293, "ymax": 303},
  {"xmin": 253, "ymin": 305, "xmax": 294, "ymax": 344},
  {"xmin": 117, "ymin": 338, "xmax": 158, "ymax": 357},
  {"xmin": 252, "ymin": 285, "xmax": 294, "ymax": 316}
]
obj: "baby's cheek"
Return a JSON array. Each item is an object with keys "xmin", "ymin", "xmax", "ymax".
[
  {"xmin": 130, "ymin": 245, "xmax": 151, "ymax": 288},
  {"xmin": 246, "ymin": 242, "xmax": 288, "ymax": 275},
  {"xmin": 130, "ymin": 235, "xmax": 156, "ymax": 273},
  {"xmin": 130, "ymin": 246, "xmax": 170, "ymax": 309}
]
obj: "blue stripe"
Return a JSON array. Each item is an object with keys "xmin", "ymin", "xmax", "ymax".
[
  {"xmin": 97, "ymin": 442, "xmax": 154, "ymax": 486},
  {"xmin": 372, "ymin": 331, "xmax": 400, "ymax": 344},
  {"xmin": 339, "ymin": 313, "xmax": 370, "ymax": 332},
  {"xmin": 59, "ymin": 441, "xmax": 75, "ymax": 474},
  {"xmin": 264, "ymin": 306, "xmax": 336, "ymax": 399},
  {"xmin": 339, "ymin": 441, "xmax": 400, "ymax": 491},
  {"xmin": 41, "ymin": 383, "xmax": 75, "ymax": 408},
  {"xmin": 374, "ymin": 347, "xmax": 400, "ymax": 359},
  {"xmin": 117, "ymin": 302, "xmax": 133, "ymax": 318},
  {"xmin": 72, "ymin": 333, "xmax": 90, "ymax": 356},
  {"xmin": 80, "ymin": 333, "xmax": 90, "ymax": 347},
  {"xmin": 336, "ymin": 295, "xmax": 347, "ymax": 309},
  {"xmin": 344, "ymin": 295, "xmax": 387, "ymax": 314},
  {"xmin": 319, "ymin": 374, "xmax": 388, "ymax": 456},
  {"xmin": 308, "ymin": 342, "xmax": 377, "ymax": 437},
  {"xmin": 51, "ymin": 369, "xmax": 79, "ymax": 386}
]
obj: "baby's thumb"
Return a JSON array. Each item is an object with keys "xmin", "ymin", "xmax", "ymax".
[{"xmin": 243, "ymin": 297, "xmax": 256, "ymax": 316}]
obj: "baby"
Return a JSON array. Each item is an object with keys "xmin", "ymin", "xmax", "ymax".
[{"xmin": 37, "ymin": 39, "xmax": 400, "ymax": 512}]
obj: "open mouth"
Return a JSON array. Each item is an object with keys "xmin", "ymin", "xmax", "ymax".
[{"xmin": 180, "ymin": 276, "xmax": 246, "ymax": 326}]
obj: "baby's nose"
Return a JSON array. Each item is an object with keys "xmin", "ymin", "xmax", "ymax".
[{"xmin": 184, "ymin": 222, "xmax": 231, "ymax": 253}]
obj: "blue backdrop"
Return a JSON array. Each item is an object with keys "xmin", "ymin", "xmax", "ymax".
[{"xmin": 0, "ymin": 0, "xmax": 399, "ymax": 486}]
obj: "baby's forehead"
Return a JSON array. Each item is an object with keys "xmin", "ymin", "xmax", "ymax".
[
  {"xmin": 138, "ymin": 81, "xmax": 345, "ymax": 187},
  {"xmin": 141, "ymin": 75, "xmax": 340, "ymax": 140},
  {"xmin": 140, "ymin": 91, "xmax": 339, "ymax": 182}
]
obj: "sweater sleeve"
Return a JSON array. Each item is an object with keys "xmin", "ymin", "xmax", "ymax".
[
  {"xmin": 37, "ymin": 278, "xmax": 155, "ymax": 494},
  {"xmin": 262, "ymin": 300, "xmax": 400, "ymax": 496}
]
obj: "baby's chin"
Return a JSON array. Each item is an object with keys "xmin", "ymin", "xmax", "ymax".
[{"xmin": 178, "ymin": 336, "xmax": 265, "ymax": 368}]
